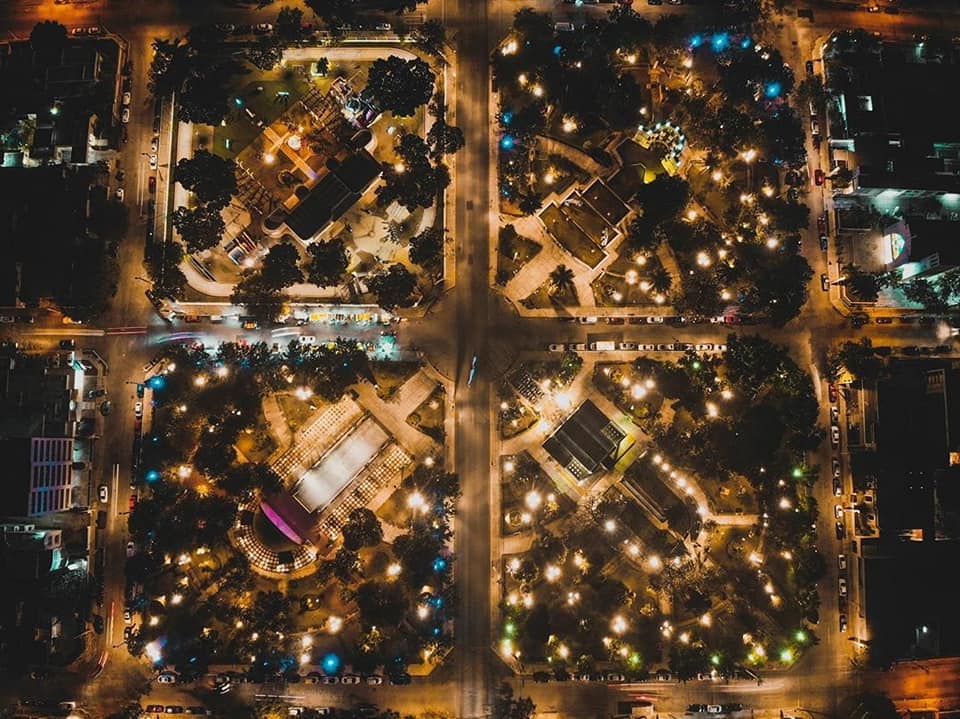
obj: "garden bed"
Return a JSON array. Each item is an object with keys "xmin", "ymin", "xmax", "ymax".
[
  {"xmin": 371, "ymin": 361, "xmax": 421, "ymax": 400},
  {"xmin": 407, "ymin": 384, "xmax": 445, "ymax": 442}
]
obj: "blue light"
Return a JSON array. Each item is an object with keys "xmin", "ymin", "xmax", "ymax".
[
  {"xmin": 321, "ymin": 653, "xmax": 341, "ymax": 674},
  {"xmin": 501, "ymin": 111, "xmax": 513, "ymax": 126},
  {"xmin": 711, "ymin": 33, "xmax": 729, "ymax": 52},
  {"xmin": 432, "ymin": 557, "xmax": 447, "ymax": 572},
  {"xmin": 689, "ymin": 34, "xmax": 704, "ymax": 49},
  {"xmin": 764, "ymin": 81, "xmax": 782, "ymax": 98},
  {"xmin": 432, "ymin": 627, "xmax": 441, "ymax": 636},
  {"xmin": 146, "ymin": 469, "xmax": 160, "ymax": 482},
  {"xmin": 553, "ymin": 45, "xmax": 562, "ymax": 56},
  {"xmin": 740, "ymin": 36, "xmax": 752, "ymax": 49},
  {"xmin": 147, "ymin": 375, "xmax": 165, "ymax": 390},
  {"xmin": 500, "ymin": 135, "xmax": 515, "ymax": 150}
]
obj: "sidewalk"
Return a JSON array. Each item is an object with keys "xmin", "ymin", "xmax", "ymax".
[{"xmin": 353, "ymin": 369, "xmax": 439, "ymax": 459}]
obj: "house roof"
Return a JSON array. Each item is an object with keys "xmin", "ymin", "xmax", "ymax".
[{"xmin": 544, "ymin": 400, "xmax": 625, "ymax": 480}]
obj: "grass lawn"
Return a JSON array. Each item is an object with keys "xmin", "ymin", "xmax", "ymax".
[
  {"xmin": 407, "ymin": 384, "xmax": 445, "ymax": 442},
  {"xmin": 697, "ymin": 473, "xmax": 757, "ymax": 514},
  {"xmin": 212, "ymin": 116, "xmax": 261, "ymax": 160},
  {"xmin": 522, "ymin": 277, "xmax": 578, "ymax": 309},
  {"xmin": 591, "ymin": 252, "xmax": 669, "ymax": 307},
  {"xmin": 377, "ymin": 485, "xmax": 413, "ymax": 528},
  {"xmin": 497, "ymin": 224, "xmax": 541, "ymax": 283},
  {"xmin": 540, "ymin": 203, "xmax": 605, "ymax": 268},
  {"xmin": 593, "ymin": 362, "xmax": 665, "ymax": 424},
  {"xmin": 276, "ymin": 392, "xmax": 324, "ymax": 434},
  {"xmin": 498, "ymin": 392, "xmax": 539, "ymax": 439},
  {"xmin": 371, "ymin": 361, "xmax": 421, "ymax": 400}
]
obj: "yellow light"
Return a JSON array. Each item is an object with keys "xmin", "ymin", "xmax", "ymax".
[
  {"xmin": 612, "ymin": 615, "xmax": 628, "ymax": 635},
  {"xmin": 394, "ymin": 162, "xmax": 405, "ymax": 174},
  {"xmin": 300, "ymin": 652, "xmax": 311, "ymax": 665},
  {"xmin": 407, "ymin": 491, "xmax": 425, "ymax": 510},
  {"xmin": 215, "ymin": 365, "xmax": 229, "ymax": 378},
  {"xmin": 531, "ymin": 84, "xmax": 544, "ymax": 98},
  {"xmin": 517, "ymin": 73, "xmax": 528, "ymax": 86},
  {"xmin": 545, "ymin": 564, "xmax": 561, "ymax": 582},
  {"xmin": 301, "ymin": 635, "xmax": 313, "ymax": 648},
  {"xmin": 711, "ymin": 170, "xmax": 723, "ymax": 182},
  {"xmin": 700, "ymin": 613, "xmax": 712, "ymax": 627},
  {"xmin": 679, "ymin": 631, "xmax": 691, "ymax": 644},
  {"xmin": 557, "ymin": 644, "xmax": 570, "ymax": 659},
  {"xmin": 263, "ymin": 152, "xmax": 275, "ymax": 165},
  {"xmin": 171, "ymin": 593, "xmax": 183, "ymax": 605},
  {"xmin": 327, "ymin": 616, "xmax": 343, "ymax": 634},
  {"xmin": 647, "ymin": 554, "xmax": 662, "ymax": 571},
  {"xmin": 387, "ymin": 562, "xmax": 401, "ymax": 577},
  {"xmin": 417, "ymin": 604, "xmax": 430, "ymax": 619},
  {"xmin": 194, "ymin": 375, "xmax": 207, "ymax": 387}
]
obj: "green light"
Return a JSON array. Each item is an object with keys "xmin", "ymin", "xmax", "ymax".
[
  {"xmin": 795, "ymin": 630, "xmax": 807, "ymax": 643},
  {"xmin": 50, "ymin": 105, "xmax": 59, "ymax": 116},
  {"xmin": 505, "ymin": 622, "xmax": 515, "ymax": 637},
  {"xmin": 692, "ymin": 361, "xmax": 701, "ymax": 369},
  {"xmin": 792, "ymin": 467, "xmax": 803, "ymax": 478},
  {"xmin": 628, "ymin": 652, "xmax": 641, "ymax": 667},
  {"xmin": 710, "ymin": 653, "xmax": 720, "ymax": 665},
  {"xmin": 780, "ymin": 648, "xmax": 793, "ymax": 662}
]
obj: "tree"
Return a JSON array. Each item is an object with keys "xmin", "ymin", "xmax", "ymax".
[
  {"xmin": 831, "ymin": 338, "xmax": 881, "ymax": 383},
  {"xmin": 275, "ymin": 6, "xmax": 304, "ymax": 39},
  {"xmin": 305, "ymin": 238, "xmax": 348, "ymax": 287},
  {"xmin": 377, "ymin": 134, "xmax": 449, "ymax": 211},
  {"xmin": 413, "ymin": 19, "xmax": 447, "ymax": 57},
  {"xmin": 409, "ymin": 226, "xmax": 443, "ymax": 267},
  {"xmin": 261, "ymin": 241, "xmax": 303, "ymax": 290},
  {"xmin": 368, "ymin": 263, "xmax": 417, "ymax": 309},
  {"xmin": 426, "ymin": 98, "xmax": 465, "ymax": 160},
  {"xmin": 549, "ymin": 265, "xmax": 575, "ymax": 296},
  {"xmin": 761, "ymin": 197, "xmax": 810, "ymax": 232},
  {"xmin": 231, "ymin": 272, "xmax": 285, "ymax": 323},
  {"xmin": 672, "ymin": 270, "xmax": 724, "ymax": 317},
  {"xmin": 30, "ymin": 21, "xmax": 67, "ymax": 66},
  {"xmin": 320, "ymin": 547, "xmax": 361, "ymax": 583},
  {"xmin": 365, "ymin": 55, "xmax": 435, "ymax": 117},
  {"xmin": 634, "ymin": 175, "xmax": 690, "ymax": 226},
  {"xmin": 175, "ymin": 150, "xmax": 237, "ymax": 207},
  {"xmin": 650, "ymin": 265, "xmax": 672, "ymax": 295},
  {"xmin": 148, "ymin": 37, "xmax": 190, "ymax": 96},
  {"xmin": 518, "ymin": 192, "xmax": 542, "ymax": 216},
  {"xmin": 341, "ymin": 507, "xmax": 384, "ymax": 550},
  {"xmin": 495, "ymin": 683, "xmax": 535, "ymax": 719},
  {"xmin": 244, "ymin": 35, "xmax": 284, "ymax": 71},
  {"xmin": 305, "ymin": 0, "xmax": 357, "ymax": 28},
  {"xmin": 145, "ymin": 239, "xmax": 187, "ymax": 299},
  {"xmin": 393, "ymin": 531, "xmax": 444, "ymax": 588},
  {"xmin": 354, "ymin": 581, "xmax": 407, "ymax": 629},
  {"xmin": 172, "ymin": 204, "xmax": 225, "ymax": 253},
  {"xmin": 841, "ymin": 263, "xmax": 885, "ymax": 302}
]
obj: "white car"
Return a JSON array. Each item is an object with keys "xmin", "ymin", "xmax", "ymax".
[
  {"xmin": 126, "ymin": 540, "xmax": 136, "ymax": 558},
  {"xmin": 579, "ymin": 316, "xmax": 599, "ymax": 324},
  {"xmin": 715, "ymin": 344, "xmax": 728, "ymax": 352},
  {"xmin": 375, "ymin": 23, "xmax": 393, "ymax": 31},
  {"xmin": 831, "ymin": 425, "xmax": 840, "ymax": 446},
  {"xmin": 570, "ymin": 343, "xmax": 586, "ymax": 351},
  {"xmin": 320, "ymin": 675, "xmax": 339, "ymax": 685},
  {"xmin": 838, "ymin": 553, "xmax": 847, "ymax": 571},
  {"xmin": 838, "ymin": 577, "xmax": 847, "ymax": 596},
  {"xmin": 647, "ymin": 316, "xmax": 665, "ymax": 324},
  {"xmin": 135, "ymin": 401, "xmax": 143, "ymax": 418},
  {"xmin": 618, "ymin": 342, "xmax": 637, "ymax": 350},
  {"xmin": 151, "ymin": 137, "xmax": 159, "ymax": 153},
  {"xmin": 124, "ymin": 609, "xmax": 132, "ymax": 624},
  {"xmin": 298, "ymin": 335, "xmax": 316, "ymax": 345},
  {"xmin": 121, "ymin": 107, "xmax": 130, "ymax": 123},
  {"xmin": 157, "ymin": 672, "xmax": 177, "ymax": 684},
  {"xmin": 365, "ymin": 675, "xmax": 384, "ymax": 685},
  {"xmin": 98, "ymin": 484, "xmax": 109, "ymax": 503},
  {"xmin": 340, "ymin": 674, "xmax": 361, "ymax": 685},
  {"xmin": 640, "ymin": 344, "xmax": 657, "ymax": 351},
  {"xmin": 706, "ymin": 707, "xmax": 723, "ymax": 715},
  {"xmin": 695, "ymin": 343, "xmax": 714, "ymax": 351},
  {"xmin": 548, "ymin": 344, "xmax": 565, "ymax": 352},
  {"xmin": 834, "ymin": 504, "xmax": 843, "ymax": 519},
  {"xmin": 115, "ymin": 187, "xmax": 125, "ymax": 202},
  {"xmin": 149, "ymin": 154, "xmax": 158, "ymax": 170},
  {"xmin": 122, "ymin": 91, "xmax": 131, "ymax": 106}
]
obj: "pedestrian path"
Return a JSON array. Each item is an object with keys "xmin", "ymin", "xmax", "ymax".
[{"xmin": 353, "ymin": 370, "xmax": 439, "ymax": 459}]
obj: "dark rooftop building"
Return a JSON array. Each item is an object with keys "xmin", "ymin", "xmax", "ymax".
[
  {"xmin": 855, "ymin": 360, "xmax": 960, "ymax": 662},
  {"xmin": 544, "ymin": 400, "xmax": 626, "ymax": 480},
  {"xmin": 272, "ymin": 150, "xmax": 381, "ymax": 243},
  {"xmin": 824, "ymin": 34, "xmax": 960, "ymax": 198}
]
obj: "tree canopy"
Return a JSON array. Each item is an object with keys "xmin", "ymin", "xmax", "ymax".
[
  {"xmin": 368, "ymin": 263, "xmax": 418, "ymax": 309},
  {"xmin": 305, "ymin": 238, "xmax": 349, "ymax": 287},
  {"xmin": 365, "ymin": 55, "xmax": 436, "ymax": 117},
  {"xmin": 174, "ymin": 150, "xmax": 238, "ymax": 208},
  {"xmin": 172, "ymin": 204, "xmax": 226, "ymax": 253}
]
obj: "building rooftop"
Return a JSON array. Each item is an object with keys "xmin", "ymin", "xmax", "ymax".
[
  {"xmin": 281, "ymin": 150, "xmax": 381, "ymax": 242},
  {"xmin": 544, "ymin": 400, "xmax": 625, "ymax": 480}
]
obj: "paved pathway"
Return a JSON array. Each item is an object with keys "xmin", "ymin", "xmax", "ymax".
[
  {"xmin": 261, "ymin": 393, "xmax": 293, "ymax": 450},
  {"xmin": 353, "ymin": 369, "xmax": 440, "ymax": 459}
]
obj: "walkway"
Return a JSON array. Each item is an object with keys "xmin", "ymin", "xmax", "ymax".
[{"xmin": 353, "ymin": 369, "xmax": 440, "ymax": 459}]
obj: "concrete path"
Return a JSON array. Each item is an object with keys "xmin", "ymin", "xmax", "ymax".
[
  {"xmin": 261, "ymin": 393, "xmax": 293, "ymax": 451},
  {"xmin": 354, "ymin": 369, "xmax": 440, "ymax": 459}
]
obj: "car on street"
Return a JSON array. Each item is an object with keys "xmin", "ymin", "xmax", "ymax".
[
  {"xmin": 605, "ymin": 672, "xmax": 625, "ymax": 682},
  {"xmin": 619, "ymin": 342, "xmax": 637, "ymax": 350},
  {"xmin": 805, "ymin": 60, "xmax": 814, "ymax": 75},
  {"xmin": 341, "ymin": 674, "xmax": 361, "ymax": 684},
  {"xmin": 831, "ymin": 425, "xmax": 840, "ymax": 446},
  {"xmin": 365, "ymin": 675, "xmax": 383, "ymax": 685},
  {"xmin": 165, "ymin": 707, "xmax": 184, "ymax": 714},
  {"xmin": 149, "ymin": 153, "xmax": 158, "ymax": 170},
  {"xmin": 115, "ymin": 187, "xmax": 125, "ymax": 202},
  {"xmin": 838, "ymin": 553, "xmax": 847, "ymax": 571},
  {"xmin": 835, "ymin": 504, "xmax": 843, "ymax": 519},
  {"xmin": 579, "ymin": 316, "xmax": 598, "ymax": 324},
  {"xmin": 831, "ymin": 405, "xmax": 839, "ymax": 423},
  {"xmin": 836, "ymin": 521, "xmax": 846, "ymax": 540},
  {"xmin": 320, "ymin": 675, "xmax": 339, "ymax": 684},
  {"xmin": 695, "ymin": 343, "xmax": 714, "ymax": 351},
  {"xmin": 135, "ymin": 401, "xmax": 143, "ymax": 418},
  {"xmin": 640, "ymin": 343, "xmax": 657, "ymax": 350},
  {"xmin": 158, "ymin": 672, "xmax": 177, "ymax": 683},
  {"xmin": 876, "ymin": 316, "xmax": 892, "ymax": 324},
  {"xmin": 148, "ymin": 176, "xmax": 156, "ymax": 194},
  {"xmin": 570, "ymin": 342, "xmax": 586, "ymax": 351},
  {"xmin": 375, "ymin": 23, "xmax": 393, "ymax": 31},
  {"xmin": 828, "ymin": 383, "xmax": 838, "ymax": 402},
  {"xmin": 254, "ymin": 23, "xmax": 273, "ymax": 33},
  {"xmin": 833, "ymin": 458, "xmax": 842, "ymax": 478},
  {"xmin": 121, "ymin": 107, "xmax": 130, "ymax": 123},
  {"xmin": 129, "ymin": 492, "xmax": 138, "ymax": 510},
  {"xmin": 707, "ymin": 706, "xmax": 723, "ymax": 714},
  {"xmin": 122, "ymin": 91, "xmax": 131, "ymax": 106},
  {"xmin": 548, "ymin": 344, "xmax": 565, "ymax": 352},
  {"xmin": 814, "ymin": 168, "xmax": 825, "ymax": 185},
  {"xmin": 147, "ymin": 706, "xmax": 165, "ymax": 713},
  {"xmin": 388, "ymin": 672, "xmax": 412, "ymax": 685},
  {"xmin": 839, "ymin": 614, "xmax": 848, "ymax": 632},
  {"xmin": 647, "ymin": 315, "xmax": 665, "ymax": 323},
  {"xmin": 810, "ymin": 118, "xmax": 820, "ymax": 135},
  {"xmin": 98, "ymin": 484, "xmax": 108, "ymax": 503},
  {"xmin": 838, "ymin": 577, "xmax": 848, "ymax": 596},
  {"xmin": 689, "ymin": 705, "xmax": 708, "ymax": 713}
]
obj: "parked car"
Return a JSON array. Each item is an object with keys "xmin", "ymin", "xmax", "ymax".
[
  {"xmin": 365, "ymin": 674, "xmax": 383, "ymax": 685},
  {"xmin": 695, "ymin": 343, "xmax": 714, "ymax": 351},
  {"xmin": 831, "ymin": 425, "xmax": 840, "ymax": 446},
  {"xmin": 148, "ymin": 176, "xmax": 156, "ymax": 194},
  {"xmin": 835, "ymin": 521, "xmax": 846, "ymax": 540},
  {"xmin": 126, "ymin": 541, "xmax": 136, "ymax": 558},
  {"xmin": 579, "ymin": 316, "xmax": 599, "ymax": 324},
  {"xmin": 98, "ymin": 484, "xmax": 109, "ymax": 503},
  {"xmin": 605, "ymin": 672, "xmax": 625, "ymax": 682},
  {"xmin": 814, "ymin": 168, "xmax": 825, "ymax": 185},
  {"xmin": 831, "ymin": 405, "xmax": 839, "ymax": 423},
  {"xmin": 122, "ymin": 91, "xmax": 131, "ymax": 106},
  {"xmin": 254, "ymin": 23, "xmax": 274, "ymax": 33},
  {"xmin": 640, "ymin": 343, "xmax": 657, "ymax": 350},
  {"xmin": 819, "ymin": 234, "xmax": 828, "ymax": 251},
  {"xmin": 115, "ymin": 187, "xmax": 125, "ymax": 202},
  {"xmin": 838, "ymin": 553, "xmax": 848, "ymax": 571},
  {"xmin": 135, "ymin": 401, "xmax": 143, "ymax": 418},
  {"xmin": 151, "ymin": 136, "xmax": 159, "ymax": 153},
  {"xmin": 828, "ymin": 383, "xmax": 838, "ymax": 403},
  {"xmin": 707, "ymin": 707, "xmax": 723, "ymax": 715},
  {"xmin": 340, "ymin": 674, "xmax": 361, "ymax": 685},
  {"xmin": 149, "ymin": 153, "xmax": 158, "ymax": 170},
  {"xmin": 388, "ymin": 672, "xmax": 411, "ymax": 685},
  {"xmin": 157, "ymin": 672, "xmax": 177, "ymax": 684},
  {"xmin": 570, "ymin": 343, "xmax": 586, "ymax": 351},
  {"xmin": 834, "ymin": 504, "xmax": 843, "ymax": 519},
  {"xmin": 838, "ymin": 577, "xmax": 848, "ymax": 596},
  {"xmin": 647, "ymin": 315, "xmax": 665, "ymax": 324},
  {"xmin": 320, "ymin": 675, "xmax": 339, "ymax": 685},
  {"xmin": 375, "ymin": 23, "xmax": 393, "ymax": 31},
  {"xmin": 548, "ymin": 344, "xmax": 565, "ymax": 352},
  {"xmin": 618, "ymin": 342, "xmax": 638, "ymax": 350},
  {"xmin": 121, "ymin": 107, "xmax": 130, "ymax": 123},
  {"xmin": 839, "ymin": 614, "xmax": 848, "ymax": 632}
]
